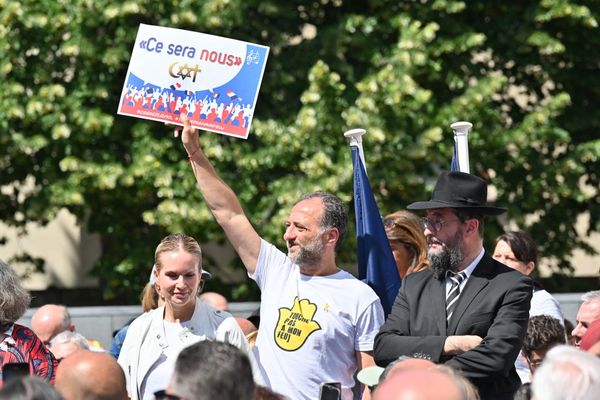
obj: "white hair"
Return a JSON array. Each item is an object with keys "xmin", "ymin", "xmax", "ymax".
[
  {"xmin": 49, "ymin": 330, "xmax": 90, "ymax": 350},
  {"xmin": 581, "ymin": 290, "xmax": 600, "ymax": 303},
  {"xmin": 0, "ymin": 259, "xmax": 31, "ymax": 329},
  {"xmin": 531, "ymin": 345, "xmax": 600, "ymax": 400}
]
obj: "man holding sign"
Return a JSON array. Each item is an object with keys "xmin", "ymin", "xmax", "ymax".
[{"xmin": 174, "ymin": 116, "xmax": 384, "ymax": 400}]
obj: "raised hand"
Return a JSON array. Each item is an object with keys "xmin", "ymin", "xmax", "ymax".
[{"xmin": 174, "ymin": 114, "xmax": 201, "ymax": 158}]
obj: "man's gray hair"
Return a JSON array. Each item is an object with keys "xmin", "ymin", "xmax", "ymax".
[
  {"xmin": 582, "ymin": 290, "xmax": 600, "ymax": 303},
  {"xmin": 49, "ymin": 330, "xmax": 90, "ymax": 350},
  {"xmin": 54, "ymin": 305, "xmax": 73, "ymax": 332},
  {"xmin": 0, "ymin": 259, "xmax": 31, "ymax": 330},
  {"xmin": 296, "ymin": 192, "xmax": 348, "ymax": 251},
  {"xmin": 531, "ymin": 345, "xmax": 600, "ymax": 400},
  {"xmin": 171, "ymin": 340, "xmax": 255, "ymax": 400}
]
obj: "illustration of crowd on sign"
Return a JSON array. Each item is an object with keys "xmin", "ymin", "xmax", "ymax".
[{"xmin": 120, "ymin": 83, "xmax": 254, "ymax": 130}]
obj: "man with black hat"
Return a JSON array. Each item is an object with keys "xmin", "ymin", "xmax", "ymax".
[{"xmin": 374, "ymin": 171, "xmax": 532, "ymax": 400}]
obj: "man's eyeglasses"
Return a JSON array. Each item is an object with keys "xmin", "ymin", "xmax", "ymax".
[
  {"xmin": 526, "ymin": 357, "xmax": 543, "ymax": 371},
  {"xmin": 154, "ymin": 390, "xmax": 183, "ymax": 400},
  {"xmin": 421, "ymin": 217, "xmax": 461, "ymax": 232}
]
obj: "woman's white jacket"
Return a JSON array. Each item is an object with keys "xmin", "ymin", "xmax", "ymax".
[{"xmin": 117, "ymin": 300, "xmax": 260, "ymax": 400}]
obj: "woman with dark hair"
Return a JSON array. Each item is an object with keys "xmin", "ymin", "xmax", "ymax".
[
  {"xmin": 0, "ymin": 260, "xmax": 57, "ymax": 387},
  {"xmin": 493, "ymin": 230, "xmax": 564, "ymax": 384},
  {"xmin": 493, "ymin": 231, "xmax": 563, "ymax": 322},
  {"xmin": 117, "ymin": 233, "xmax": 258, "ymax": 400},
  {"xmin": 383, "ymin": 210, "xmax": 429, "ymax": 279}
]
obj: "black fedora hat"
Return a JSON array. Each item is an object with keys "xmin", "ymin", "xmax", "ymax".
[{"xmin": 407, "ymin": 171, "xmax": 506, "ymax": 215}]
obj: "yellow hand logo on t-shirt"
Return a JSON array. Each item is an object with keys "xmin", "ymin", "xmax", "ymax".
[{"xmin": 274, "ymin": 296, "xmax": 322, "ymax": 351}]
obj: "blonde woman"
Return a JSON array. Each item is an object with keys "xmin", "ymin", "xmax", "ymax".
[
  {"xmin": 118, "ymin": 233, "xmax": 258, "ymax": 400},
  {"xmin": 383, "ymin": 210, "xmax": 429, "ymax": 279}
]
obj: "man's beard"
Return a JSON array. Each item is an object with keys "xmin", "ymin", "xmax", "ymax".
[
  {"xmin": 288, "ymin": 235, "xmax": 324, "ymax": 267},
  {"xmin": 428, "ymin": 230, "xmax": 464, "ymax": 280}
]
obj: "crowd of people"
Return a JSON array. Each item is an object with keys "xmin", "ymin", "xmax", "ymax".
[{"xmin": 0, "ymin": 114, "xmax": 599, "ymax": 400}]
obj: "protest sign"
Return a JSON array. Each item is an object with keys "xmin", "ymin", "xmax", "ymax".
[{"xmin": 117, "ymin": 24, "xmax": 269, "ymax": 139}]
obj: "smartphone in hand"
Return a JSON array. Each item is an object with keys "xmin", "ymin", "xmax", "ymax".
[
  {"xmin": 2, "ymin": 362, "xmax": 30, "ymax": 382},
  {"xmin": 319, "ymin": 382, "xmax": 341, "ymax": 400}
]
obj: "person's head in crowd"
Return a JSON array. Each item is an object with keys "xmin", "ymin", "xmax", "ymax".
[
  {"xmin": 563, "ymin": 319, "xmax": 576, "ymax": 346},
  {"xmin": 49, "ymin": 331, "xmax": 90, "ymax": 362},
  {"xmin": 378, "ymin": 356, "xmax": 434, "ymax": 383},
  {"xmin": 531, "ymin": 345, "xmax": 600, "ymax": 400},
  {"xmin": 235, "ymin": 317, "xmax": 258, "ymax": 336},
  {"xmin": 580, "ymin": 319, "xmax": 600, "ymax": 355},
  {"xmin": 286, "ymin": 192, "xmax": 348, "ymax": 272},
  {"xmin": 522, "ymin": 315, "xmax": 566, "ymax": 375},
  {"xmin": 383, "ymin": 210, "xmax": 429, "ymax": 279},
  {"xmin": 199, "ymin": 291, "xmax": 229, "ymax": 311},
  {"xmin": 165, "ymin": 340, "xmax": 255, "ymax": 400},
  {"xmin": 572, "ymin": 290, "xmax": 600, "ymax": 348},
  {"xmin": 0, "ymin": 260, "xmax": 57, "ymax": 385},
  {"xmin": 493, "ymin": 230, "xmax": 537, "ymax": 276},
  {"xmin": 247, "ymin": 307, "xmax": 260, "ymax": 329},
  {"xmin": 0, "ymin": 376, "xmax": 63, "ymax": 400},
  {"xmin": 357, "ymin": 356, "xmax": 434, "ymax": 394},
  {"xmin": 513, "ymin": 383, "xmax": 531, "ymax": 400},
  {"xmin": 31, "ymin": 304, "xmax": 75, "ymax": 345},
  {"xmin": 431, "ymin": 365, "xmax": 479, "ymax": 400},
  {"xmin": 406, "ymin": 171, "xmax": 506, "ymax": 279},
  {"xmin": 153, "ymin": 233, "xmax": 204, "ymax": 319},
  {"xmin": 55, "ymin": 350, "xmax": 127, "ymax": 400},
  {"xmin": 254, "ymin": 386, "xmax": 285, "ymax": 400},
  {"xmin": 374, "ymin": 368, "xmax": 466, "ymax": 400},
  {"xmin": 0, "ymin": 260, "xmax": 31, "ymax": 333},
  {"xmin": 235, "ymin": 316, "xmax": 258, "ymax": 347}
]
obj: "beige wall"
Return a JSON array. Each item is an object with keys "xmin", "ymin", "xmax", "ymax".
[
  {"xmin": 561, "ymin": 212, "xmax": 600, "ymax": 277},
  {"xmin": 0, "ymin": 209, "xmax": 101, "ymax": 290}
]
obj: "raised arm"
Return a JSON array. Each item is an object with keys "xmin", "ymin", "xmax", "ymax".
[{"xmin": 175, "ymin": 115, "xmax": 261, "ymax": 274}]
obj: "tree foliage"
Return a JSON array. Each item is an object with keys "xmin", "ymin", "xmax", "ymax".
[{"xmin": 1, "ymin": 0, "xmax": 598, "ymax": 301}]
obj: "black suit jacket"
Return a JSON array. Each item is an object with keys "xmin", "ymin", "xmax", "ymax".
[{"xmin": 374, "ymin": 253, "xmax": 532, "ymax": 400}]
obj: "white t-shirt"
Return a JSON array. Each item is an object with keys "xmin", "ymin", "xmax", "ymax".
[
  {"xmin": 251, "ymin": 240, "xmax": 384, "ymax": 400},
  {"xmin": 141, "ymin": 320, "xmax": 193, "ymax": 400}
]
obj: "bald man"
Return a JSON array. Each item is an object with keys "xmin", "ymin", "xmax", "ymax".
[
  {"xmin": 235, "ymin": 317, "xmax": 258, "ymax": 336},
  {"xmin": 374, "ymin": 368, "xmax": 465, "ymax": 400},
  {"xmin": 358, "ymin": 356, "xmax": 434, "ymax": 393},
  {"xmin": 199, "ymin": 291, "xmax": 229, "ymax": 311},
  {"xmin": 31, "ymin": 304, "xmax": 75, "ymax": 344},
  {"xmin": 55, "ymin": 350, "xmax": 127, "ymax": 400}
]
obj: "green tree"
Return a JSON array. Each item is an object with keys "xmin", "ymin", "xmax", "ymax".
[{"xmin": 1, "ymin": 0, "xmax": 598, "ymax": 301}]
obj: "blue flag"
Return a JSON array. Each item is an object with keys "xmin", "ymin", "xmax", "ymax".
[
  {"xmin": 450, "ymin": 138, "xmax": 459, "ymax": 172},
  {"xmin": 351, "ymin": 146, "xmax": 401, "ymax": 316}
]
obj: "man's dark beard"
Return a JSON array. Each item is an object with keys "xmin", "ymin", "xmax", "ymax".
[
  {"xmin": 429, "ymin": 246, "xmax": 464, "ymax": 279},
  {"xmin": 428, "ymin": 230, "xmax": 464, "ymax": 280}
]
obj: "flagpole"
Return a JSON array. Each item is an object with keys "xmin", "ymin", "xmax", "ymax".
[
  {"xmin": 450, "ymin": 121, "xmax": 472, "ymax": 173},
  {"xmin": 345, "ymin": 127, "xmax": 401, "ymax": 315},
  {"xmin": 344, "ymin": 128, "xmax": 367, "ymax": 175}
]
